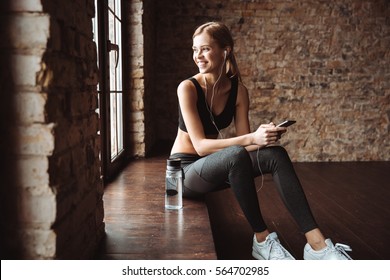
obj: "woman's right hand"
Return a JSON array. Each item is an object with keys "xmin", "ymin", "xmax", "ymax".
[{"xmin": 252, "ymin": 122, "xmax": 287, "ymax": 147}]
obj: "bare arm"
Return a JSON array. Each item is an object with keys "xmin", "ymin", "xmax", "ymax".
[
  {"xmin": 234, "ymin": 83, "xmax": 286, "ymax": 151},
  {"xmin": 178, "ymin": 80, "xmax": 285, "ymax": 156}
]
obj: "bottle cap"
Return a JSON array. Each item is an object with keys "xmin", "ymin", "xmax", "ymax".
[{"xmin": 167, "ymin": 158, "xmax": 181, "ymax": 170}]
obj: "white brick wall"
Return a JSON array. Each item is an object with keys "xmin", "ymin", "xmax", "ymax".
[
  {"xmin": 2, "ymin": 0, "xmax": 104, "ymax": 259},
  {"xmin": 16, "ymin": 156, "xmax": 49, "ymax": 188},
  {"xmin": 17, "ymin": 124, "xmax": 55, "ymax": 155},
  {"xmin": 9, "ymin": 0, "xmax": 43, "ymax": 12},
  {"xmin": 15, "ymin": 93, "xmax": 47, "ymax": 123},
  {"xmin": 11, "ymin": 54, "xmax": 42, "ymax": 87},
  {"xmin": 8, "ymin": 14, "xmax": 49, "ymax": 49}
]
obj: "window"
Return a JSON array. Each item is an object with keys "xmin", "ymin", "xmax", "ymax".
[
  {"xmin": 108, "ymin": 0, "xmax": 123, "ymax": 160},
  {"xmin": 93, "ymin": 0, "xmax": 125, "ymax": 182}
]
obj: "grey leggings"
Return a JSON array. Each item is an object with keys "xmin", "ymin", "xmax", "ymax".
[{"xmin": 170, "ymin": 145, "xmax": 318, "ymax": 233}]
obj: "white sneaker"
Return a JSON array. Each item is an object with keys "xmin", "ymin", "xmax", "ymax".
[
  {"xmin": 252, "ymin": 232, "xmax": 295, "ymax": 260},
  {"xmin": 304, "ymin": 239, "xmax": 353, "ymax": 260}
]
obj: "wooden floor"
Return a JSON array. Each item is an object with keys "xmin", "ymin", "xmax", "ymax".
[
  {"xmin": 96, "ymin": 155, "xmax": 217, "ymax": 260},
  {"xmin": 207, "ymin": 161, "xmax": 390, "ymax": 260},
  {"xmin": 97, "ymin": 155, "xmax": 390, "ymax": 260}
]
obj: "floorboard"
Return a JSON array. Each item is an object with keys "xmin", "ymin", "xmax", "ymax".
[
  {"xmin": 207, "ymin": 162, "xmax": 390, "ymax": 260},
  {"xmin": 97, "ymin": 158, "xmax": 390, "ymax": 260},
  {"xmin": 97, "ymin": 157, "xmax": 217, "ymax": 260}
]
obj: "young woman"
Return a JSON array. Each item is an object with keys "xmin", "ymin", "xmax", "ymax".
[{"xmin": 169, "ymin": 21, "xmax": 352, "ymax": 260}]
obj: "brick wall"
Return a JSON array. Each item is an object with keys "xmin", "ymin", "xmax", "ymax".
[
  {"xmin": 0, "ymin": 0, "xmax": 104, "ymax": 259},
  {"xmin": 0, "ymin": 0, "xmax": 388, "ymax": 259},
  {"xmin": 125, "ymin": 0, "xmax": 157, "ymax": 157},
  {"xmin": 153, "ymin": 0, "xmax": 390, "ymax": 161},
  {"xmin": 125, "ymin": 0, "xmax": 146, "ymax": 157},
  {"xmin": 143, "ymin": 0, "xmax": 158, "ymax": 155}
]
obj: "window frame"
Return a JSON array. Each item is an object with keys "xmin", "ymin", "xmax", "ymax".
[{"xmin": 94, "ymin": 0, "xmax": 126, "ymax": 183}]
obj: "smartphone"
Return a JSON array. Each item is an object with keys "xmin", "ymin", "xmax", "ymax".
[{"xmin": 276, "ymin": 120, "xmax": 296, "ymax": 127}]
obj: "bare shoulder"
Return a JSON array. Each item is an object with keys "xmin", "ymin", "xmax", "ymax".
[
  {"xmin": 177, "ymin": 78, "xmax": 196, "ymax": 95},
  {"xmin": 177, "ymin": 78, "xmax": 198, "ymax": 105},
  {"xmin": 236, "ymin": 81, "xmax": 249, "ymax": 104}
]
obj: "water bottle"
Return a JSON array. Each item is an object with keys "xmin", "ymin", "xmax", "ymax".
[{"xmin": 165, "ymin": 158, "xmax": 183, "ymax": 210}]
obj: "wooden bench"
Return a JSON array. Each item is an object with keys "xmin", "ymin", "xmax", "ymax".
[
  {"xmin": 98, "ymin": 157, "xmax": 217, "ymax": 259},
  {"xmin": 99, "ymin": 159, "xmax": 390, "ymax": 260}
]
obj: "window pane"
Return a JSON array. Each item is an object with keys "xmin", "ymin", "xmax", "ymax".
[
  {"xmin": 110, "ymin": 92, "xmax": 118, "ymax": 157},
  {"xmin": 108, "ymin": 0, "xmax": 123, "ymax": 160},
  {"xmin": 117, "ymin": 92, "xmax": 123, "ymax": 151}
]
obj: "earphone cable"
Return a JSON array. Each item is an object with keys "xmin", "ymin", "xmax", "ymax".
[
  {"xmin": 256, "ymin": 145, "xmax": 264, "ymax": 192},
  {"xmin": 204, "ymin": 54, "xmax": 227, "ymax": 139}
]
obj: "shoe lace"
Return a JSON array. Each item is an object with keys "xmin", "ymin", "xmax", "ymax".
[
  {"xmin": 334, "ymin": 243, "xmax": 353, "ymax": 260},
  {"xmin": 267, "ymin": 239, "xmax": 291, "ymax": 260}
]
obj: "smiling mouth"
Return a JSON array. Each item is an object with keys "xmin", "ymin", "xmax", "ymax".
[{"xmin": 197, "ymin": 61, "xmax": 207, "ymax": 67}]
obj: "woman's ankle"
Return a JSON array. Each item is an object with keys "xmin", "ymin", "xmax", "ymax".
[
  {"xmin": 305, "ymin": 228, "xmax": 327, "ymax": 250},
  {"xmin": 255, "ymin": 230, "xmax": 270, "ymax": 243}
]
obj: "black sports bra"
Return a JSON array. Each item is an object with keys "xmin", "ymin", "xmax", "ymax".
[{"xmin": 178, "ymin": 76, "xmax": 238, "ymax": 135}]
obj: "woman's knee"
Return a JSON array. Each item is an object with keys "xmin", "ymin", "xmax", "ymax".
[
  {"xmin": 226, "ymin": 145, "xmax": 248, "ymax": 157},
  {"xmin": 225, "ymin": 145, "xmax": 251, "ymax": 166},
  {"xmin": 270, "ymin": 145, "xmax": 288, "ymax": 156},
  {"xmin": 268, "ymin": 146, "xmax": 291, "ymax": 164}
]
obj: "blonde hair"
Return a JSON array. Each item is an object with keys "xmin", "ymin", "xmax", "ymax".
[{"xmin": 193, "ymin": 22, "xmax": 242, "ymax": 81}]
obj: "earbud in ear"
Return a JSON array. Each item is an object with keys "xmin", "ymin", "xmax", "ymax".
[{"xmin": 224, "ymin": 50, "xmax": 227, "ymax": 59}]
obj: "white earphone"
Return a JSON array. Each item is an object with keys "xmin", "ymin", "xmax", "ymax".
[{"xmin": 224, "ymin": 50, "xmax": 227, "ymax": 59}]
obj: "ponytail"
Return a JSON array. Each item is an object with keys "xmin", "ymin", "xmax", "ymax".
[{"xmin": 226, "ymin": 52, "xmax": 242, "ymax": 82}]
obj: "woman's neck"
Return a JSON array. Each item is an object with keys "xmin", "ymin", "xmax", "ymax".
[
  {"xmin": 203, "ymin": 73, "xmax": 229, "ymax": 87},
  {"xmin": 203, "ymin": 74, "xmax": 230, "ymax": 98}
]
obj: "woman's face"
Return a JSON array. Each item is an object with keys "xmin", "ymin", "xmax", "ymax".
[{"xmin": 192, "ymin": 32, "xmax": 224, "ymax": 75}]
